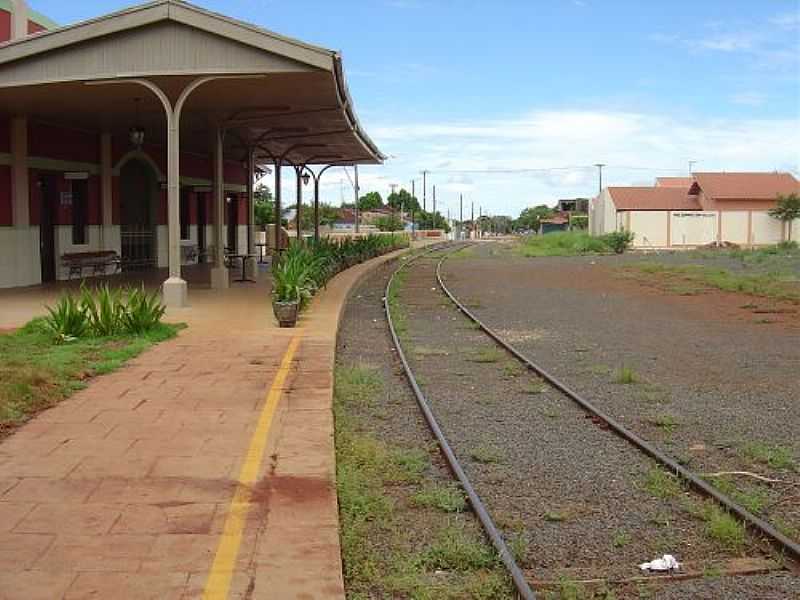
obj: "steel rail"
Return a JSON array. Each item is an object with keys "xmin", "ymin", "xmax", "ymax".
[
  {"xmin": 385, "ymin": 242, "xmax": 537, "ymax": 600},
  {"xmin": 436, "ymin": 249, "xmax": 800, "ymax": 563}
]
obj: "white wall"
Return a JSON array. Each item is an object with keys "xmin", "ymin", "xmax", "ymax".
[
  {"xmin": 0, "ymin": 226, "xmax": 41, "ymax": 288},
  {"xmin": 589, "ymin": 190, "xmax": 617, "ymax": 236},
  {"xmin": 628, "ymin": 212, "xmax": 669, "ymax": 247},
  {"xmin": 719, "ymin": 212, "xmax": 748, "ymax": 245},
  {"xmin": 670, "ymin": 212, "xmax": 717, "ymax": 246},
  {"xmin": 751, "ymin": 212, "xmax": 784, "ymax": 245}
]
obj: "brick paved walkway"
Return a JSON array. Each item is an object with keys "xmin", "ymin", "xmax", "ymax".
[{"xmin": 0, "ymin": 249, "xmax": 408, "ymax": 599}]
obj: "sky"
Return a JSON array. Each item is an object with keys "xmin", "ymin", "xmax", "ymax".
[{"xmin": 33, "ymin": 0, "xmax": 800, "ymax": 218}]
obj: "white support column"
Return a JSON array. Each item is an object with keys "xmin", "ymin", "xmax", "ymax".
[
  {"xmin": 210, "ymin": 127, "xmax": 229, "ymax": 289},
  {"xmin": 100, "ymin": 132, "xmax": 113, "ymax": 249},
  {"xmin": 10, "ymin": 116, "xmax": 29, "ymax": 228},
  {"xmin": 245, "ymin": 147, "xmax": 257, "ymax": 279},
  {"xmin": 161, "ymin": 103, "xmax": 188, "ymax": 306},
  {"xmin": 10, "ymin": 1, "xmax": 29, "ymax": 41}
]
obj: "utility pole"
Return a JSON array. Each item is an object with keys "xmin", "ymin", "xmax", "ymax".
[
  {"xmin": 389, "ymin": 183, "xmax": 398, "ymax": 222},
  {"xmin": 421, "ymin": 170, "xmax": 429, "ymax": 212},
  {"xmin": 471, "ymin": 201, "xmax": 474, "ymax": 239},
  {"xmin": 459, "ymin": 194, "xmax": 463, "ymax": 240},
  {"xmin": 411, "ymin": 179, "xmax": 415, "ymax": 205},
  {"xmin": 354, "ymin": 165, "xmax": 360, "ymax": 234},
  {"xmin": 594, "ymin": 163, "xmax": 605, "ymax": 195},
  {"xmin": 433, "ymin": 184, "xmax": 437, "ymax": 218},
  {"xmin": 479, "ymin": 206, "xmax": 483, "ymax": 239}
]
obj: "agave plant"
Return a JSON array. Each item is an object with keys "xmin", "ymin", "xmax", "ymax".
[
  {"xmin": 43, "ymin": 294, "xmax": 88, "ymax": 342},
  {"xmin": 122, "ymin": 286, "xmax": 167, "ymax": 334},
  {"xmin": 80, "ymin": 283, "xmax": 125, "ymax": 337}
]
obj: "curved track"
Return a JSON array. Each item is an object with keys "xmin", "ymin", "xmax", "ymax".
[{"xmin": 382, "ymin": 241, "xmax": 798, "ymax": 597}]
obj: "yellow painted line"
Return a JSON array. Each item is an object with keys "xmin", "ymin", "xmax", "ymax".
[{"xmin": 202, "ymin": 336, "xmax": 301, "ymax": 600}]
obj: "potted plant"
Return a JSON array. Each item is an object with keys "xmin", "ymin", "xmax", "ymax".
[{"xmin": 270, "ymin": 243, "xmax": 319, "ymax": 327}]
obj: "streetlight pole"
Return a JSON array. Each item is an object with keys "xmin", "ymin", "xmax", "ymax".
[
  {"xmin": 594, "ymin": 163, "xmax": 605, "ymax": 195},
  {"xmin": 460, "ymin": 194, "xmax": 463, "ymax": 241},
  {"xmin": 471, "ymin": 201, "xmax": 474, "ymax": 239},
  {"xmin": 433, "ymin": 184, "xmax": 437, "ymax": 218},
  {"xmin": 421, "ymin": 169, "xmax": 429, "ymax": 212}
]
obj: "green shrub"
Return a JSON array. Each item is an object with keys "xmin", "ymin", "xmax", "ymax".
[
  {"xmin": 44, "ymin": 284, "xmax": 167, "ymax": 342},
  {"xmin": 80, "ymin": 284, "xmax": 124, "ymax": 336},
  {"xmin": 43, "ymin": 294, "xmax": 88, "ymax": 342},
  {"xmin": 122, "ymin": 286, "xmax": 167, "ymax": 334},
  {"xmin": 602, "ymin": 230, "xmax": 635, "ymax": 254},
  {"xmin": 273, "ymin": 235, "xmax": 409, "ymax": 307}
]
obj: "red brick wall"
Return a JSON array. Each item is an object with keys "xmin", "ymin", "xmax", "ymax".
[
  {"xmin": 29, "ymin": 122, "xmax": 99, "ymax": 164},
  {"xmin": 0, "ymin": 166, "xmax": 11, "ymax": 226},
  {"xmin": 0, "ymin": 10, "xmax": 10, "ymax": 43}
]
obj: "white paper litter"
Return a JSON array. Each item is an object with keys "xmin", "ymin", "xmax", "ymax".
[{"xmin": 639, "ymin": 554, "xmax": 680, "ymax": 572}]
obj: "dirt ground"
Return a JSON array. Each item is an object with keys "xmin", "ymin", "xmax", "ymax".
[{"xmin": 442, "ymin": 243, "xmax": 800, "ymax": 550}]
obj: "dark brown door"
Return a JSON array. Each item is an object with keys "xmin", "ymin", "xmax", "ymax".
[
  {"xmin": 39, "ymin": 175, "xmax": 57, "ymax": 283},
  {"xmin": 197, "ymin": 193, "xmax": 207, "ymax": 258},
  {"xmin": 227, "ymin": 197, "xmax": 237, "ymax": 253}
]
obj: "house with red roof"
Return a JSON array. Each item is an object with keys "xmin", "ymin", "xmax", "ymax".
[{"xmin": 590, "ymin": 172, "xmax": 799, "ymax": 248}]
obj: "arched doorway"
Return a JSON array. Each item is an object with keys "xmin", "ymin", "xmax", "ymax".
[{"xmin": 120, "ymin": 158, "xmax": 158, "ymax": 271}]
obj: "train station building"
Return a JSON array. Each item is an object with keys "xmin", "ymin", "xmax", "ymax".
[{"xmin": 0, "ymin": 0, "xmax": 383, "ymax": 304}]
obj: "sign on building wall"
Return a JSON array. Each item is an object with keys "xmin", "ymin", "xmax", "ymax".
[{"xmin": 60, "ymin": 191, "xmax": 73, "ymax": 206}]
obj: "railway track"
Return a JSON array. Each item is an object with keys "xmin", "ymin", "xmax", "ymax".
[{"xmin": 384, "ymin": 241, "xmax": 798, "ymax": 599}]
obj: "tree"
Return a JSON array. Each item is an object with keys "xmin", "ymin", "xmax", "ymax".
[
  {"xmin": 415, "ymin": 210, "xmax": 450, "ymax": 233},
  {"xmin": 387, "ymin": 188, "xmax": 420, "ymax": 212},
  {"xmin": 254, "ymin": 184, "xmax": 275, "ymax": 228},
  {"xmin": 515, "ymin": 205, "xmax": 554, "ymax": 232},
  {"xmin": 769, "ymin": 193, "xmax": 800, "ymax": 242},
  {"xmin": 295, "ymin": 202, "xmax": 341, "ymax": 231},
  {"xmin": 375, "ymin": 214, "xmax": 404, "ymax": 232},
  {"xmin": 357, "ymin": 191, "xmax": 384, "ymax": 211}
]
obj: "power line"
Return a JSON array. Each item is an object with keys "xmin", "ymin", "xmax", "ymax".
[{"xmin": 425, "ymin": 164, "xmax": 688, "ymax": 175}]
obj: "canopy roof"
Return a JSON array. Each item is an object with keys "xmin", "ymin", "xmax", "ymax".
[{"xmin": 0, "ymin": 0, "xmax": 384, "ymax": 166}]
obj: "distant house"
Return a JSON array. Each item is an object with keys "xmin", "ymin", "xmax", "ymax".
[
  {"xmin": 590, "ymin": 172, "xmax": 800, "ymax": 248},
  {"xmin": 539, "ymin": 213, "xmax": 569, "ymax": 234},
  {"xmin": 556, "ymin": 198, "xmax": 589, "ymax": 213}
]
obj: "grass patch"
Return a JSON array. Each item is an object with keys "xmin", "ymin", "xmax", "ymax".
[
  {"xmin": 411, "ymin": 484, "xmax": 467, "ymax": 513},
  {"xmin": 502, "ymin": 361, "xmax": 524, "ymax": 378},
  {"xmin": 468, "ymin": 346, "xmax": 505, "ymax": 363},
  {"xmin": 333, "ymin": 365, "xmax": 515, "ymax": 598},
  {"xmin": 702, "ymin": 505, "xmax": 746, "ymax": 551},
  {"xmin": 516, "ymin": 231, "xmax": 610, "ymax": 257},
  {"xmin": 522, "ymin": 381, "xmax": 547, "ymax": 394},
  {"xmin": 626, "ymin": 261, "xmax": 799, "ymax": 304},
  {"xmin": 642, "ymin": 467, "xmax": 682, "ymax": 499},
  {"xmin": 612, "ymin": 530, "xmax": 631, "ymax": 548},
  {"xmin": 0, "ymin": 319, "xmax": 182, "ymax": 435},
  {"xmin": 419, "ymin": 523, "xmax": 499, "ymax": 571},
  {"xmin": 706, "ymin": 476, "xmax": 767, "ymax": 514},
  {"xmin": 613, "ymin": 365, "xmax": 639, "ymax": 384},
  {"xmin": 647, "ymin": 413, "xmax": 679, "ymax": 434},
  {"xmin": 470, "ymin": 444, "xmax": 505, "ymax": 464},
  {"xmin": 742, "ymin": 442, "xmax": 796, "ymax": 471}
]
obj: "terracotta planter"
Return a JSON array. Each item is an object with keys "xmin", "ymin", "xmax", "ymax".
[{"xmin": 272, "ymin": 299, "xmax": 299, "ymax": 328}]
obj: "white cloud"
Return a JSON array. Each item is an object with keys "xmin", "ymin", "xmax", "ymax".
[{"xmin": 347, "ymin": 109, "xmax": 800, "ymax": 217}]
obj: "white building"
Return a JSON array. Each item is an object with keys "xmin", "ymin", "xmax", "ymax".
[{"xmin": 589, "ymin": 172, "xmax": 800, "ymax": 248}]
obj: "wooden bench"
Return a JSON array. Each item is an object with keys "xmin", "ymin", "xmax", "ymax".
[{"xmin": 61, "ymin": 251, "xmax": 122, "ymax": 279}]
